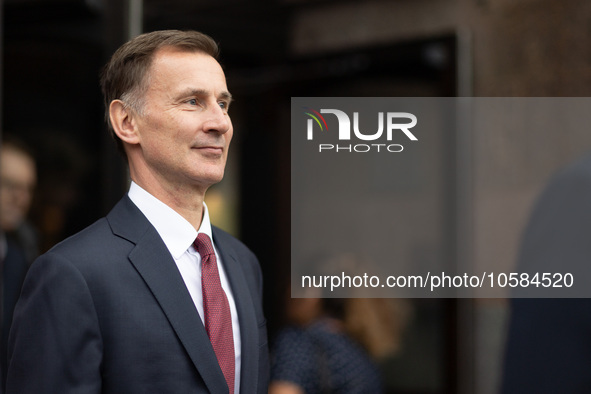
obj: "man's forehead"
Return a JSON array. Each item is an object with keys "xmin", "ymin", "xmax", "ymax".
[
  {"xmin": 149, "ymin": 48, "xmax": 225, "ymax": 80},
  {"xmin": 152, "ymin": 46, "xmax": 219, "ymax": 66},
  {"xmin": 146, "ymin": 49, "xmax": 228, "ymax": 95}
]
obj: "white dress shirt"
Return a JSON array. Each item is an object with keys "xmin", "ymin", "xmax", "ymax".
[{"xmin": 128, "ymin": 182, "xmax": 241, "ymax": 393}]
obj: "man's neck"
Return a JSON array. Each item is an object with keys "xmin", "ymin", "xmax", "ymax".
[{"xmin": 131, "ymin": 177, "xmax": 206, "ymax": 231}]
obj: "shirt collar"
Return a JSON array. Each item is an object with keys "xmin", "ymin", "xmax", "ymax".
[{"xmin": 128, "ymin": 181, "xmax": 213, "ymax": 259}]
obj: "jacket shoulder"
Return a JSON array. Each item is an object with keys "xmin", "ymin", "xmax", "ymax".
[{"xmin": 46, "ymin": 218, "xmax": 113, "ymax": 256}]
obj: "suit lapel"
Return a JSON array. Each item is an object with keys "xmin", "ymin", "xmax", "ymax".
[
  {"xmin": 107, "ymin": 197, "xmax": 228, "ymax": 393},
  {"xmin": 213, "ymin": 227, "xmax": 260, "ymax": 394}
]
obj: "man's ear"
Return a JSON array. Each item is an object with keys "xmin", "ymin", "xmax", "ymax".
[{"xmin": 109, "ymin": 100, "xmax": 140, "ymax": 145}]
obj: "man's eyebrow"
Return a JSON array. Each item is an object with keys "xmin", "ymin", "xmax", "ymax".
[
  {"xmin": 175, "ymin": 88, "xmax": 233, "ymax": 102},
  {"xmin": 219, "ymin": 91, "xmax": 233, "ymax": 103}
]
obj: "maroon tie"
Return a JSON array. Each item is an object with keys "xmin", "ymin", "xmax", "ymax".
[{"xmin": 195, "ymin": 233, "xmax": 235, "ymax": 394}]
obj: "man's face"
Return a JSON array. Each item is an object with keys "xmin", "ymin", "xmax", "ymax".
[
  {"xmin": 0, "ymin": 147, "xmax": 36, "ymax": 231},
  {"xmin": 131, "ymin": 48, "xmax": 233, "ymax": 192}
]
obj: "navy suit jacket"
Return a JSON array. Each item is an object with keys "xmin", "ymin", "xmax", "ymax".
[
  {"xmin": 1, "ymin": 238, "xmax": 29, "ymax": 390},
  {"xmin": 6, "ymin": 196, "xmax": 269, "ymax": 393},
  {"xmin": 502, "ymin": 154, "xmax": 591, "ymax": 393}
]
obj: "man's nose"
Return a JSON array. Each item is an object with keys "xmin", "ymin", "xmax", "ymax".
[{"xmin": 203, "ymin": 104, "xmax": 231, "ymax": 134}]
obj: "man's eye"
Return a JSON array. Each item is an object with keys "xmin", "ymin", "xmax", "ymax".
[
  {"xmin": 188, "ymin": 99, "xmax": 197, "ymax": 105},
  {"xmin": 218, "ymin": 101, "xmax": 228, "ymax": 110}
]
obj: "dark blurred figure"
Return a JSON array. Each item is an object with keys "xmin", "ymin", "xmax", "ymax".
[
  {"xmin": 0, "ymin": 136, "xmax": 37, "ymax": 390},
  {"xmin": 270, "ymin": 256, "xmax": 408, "ymax": 394},
  {"xmin": 502, "ymin": 154, "xmax": 591, "ymax": 393},
  {"xmin": 0, "ymin": 137, "xmax": 38, "ymax": 265}
]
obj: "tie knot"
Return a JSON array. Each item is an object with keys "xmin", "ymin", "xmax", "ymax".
[{"xmin": 194, "ymin": 233, "xmax": 215, "ymax": 257}]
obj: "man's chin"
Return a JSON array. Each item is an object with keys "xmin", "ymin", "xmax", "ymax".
[{"xmin": 195, "ymin": 172, "xmax": 225, "ymax": 189}]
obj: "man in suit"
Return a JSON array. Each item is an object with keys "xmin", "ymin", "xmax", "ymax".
[{"xmin": 6, "ymin": 30, "xmax": 269, "ymax": 393}]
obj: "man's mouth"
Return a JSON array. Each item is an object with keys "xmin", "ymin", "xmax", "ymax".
[{"xmin": 193, "ymin": 146, "xmax": 224, "ymax": 155}]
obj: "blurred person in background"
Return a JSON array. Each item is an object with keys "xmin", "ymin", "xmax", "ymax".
[
  {"xmin": 0, "ymin": 136, "xmax": 38, "ymax": 266},
  {"xmin": 270, "ymin": 254, "xmax": 408, "ymax": 394},
  {"xmin": 0, "ymin": 136, "xmax": 38, "ymax": 390},
  {"xmin": 502, "ymin": 154, "xmax": 591, "ymax": 393}
]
